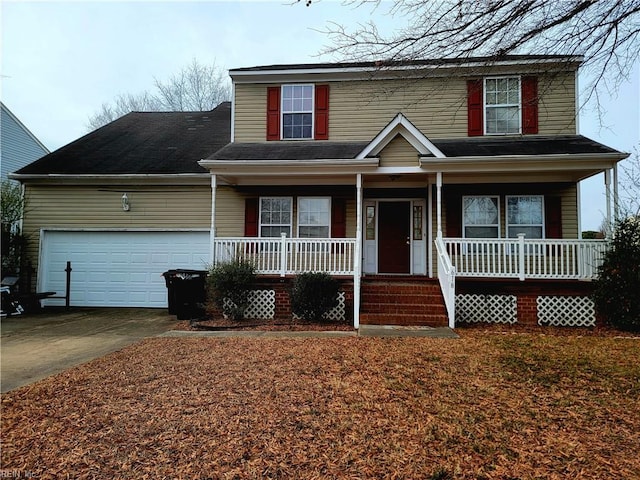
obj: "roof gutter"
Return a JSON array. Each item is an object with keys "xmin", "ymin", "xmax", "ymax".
[
  {"xmin": 9, "ymin": 173, "xmax": 211, "ymax": 185},
  {"xmin": 198, "ymin": 157, "xmax": 380, "ymax": 175},
  {"xmin": 420, "ymin": 152, "xmax": 629, "ymax": 173}
]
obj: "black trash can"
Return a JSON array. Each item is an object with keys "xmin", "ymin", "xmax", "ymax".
[{"xmin": 162, "ymin": 269, "xmax": 207, "ymax": 320}]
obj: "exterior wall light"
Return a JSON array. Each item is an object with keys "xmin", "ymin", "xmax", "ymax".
[{"xmin": 122, "ymin": 193, "xmax": 130, "ymax": 211}]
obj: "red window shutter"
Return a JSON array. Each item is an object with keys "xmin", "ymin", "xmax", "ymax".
[
  {"xmin": 244, "ymin": 198, "xmax": 259, "ymax": 237},
  {"xmin": 544, "ymin": 196, "xmax": 562, "ymax": 239},
  {"xmin": 331, "ymin": 198, "xmax": 346, "ymax": 238},
  {"xmin": 445, "ymin": 193, "xmax": 462, "ymax": 238},
  {"xmin": 266, "ymin": 87, "xmax": 280, "ymax": 141},
  {"xmin": 314, "ymin": 84, "xmax": 329, "ymax": 140},
  {"xmin": 467, "ymin": 79, "xmax": 483, "ymax": 137},
  {"xmin": 522, "ymin": 76, "xmax": 539, "ymax": 134}
]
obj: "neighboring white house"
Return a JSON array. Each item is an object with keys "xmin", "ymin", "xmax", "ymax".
[{"xmin": 1, "ymin": 102, "xmax": 49, "ymax": 183}]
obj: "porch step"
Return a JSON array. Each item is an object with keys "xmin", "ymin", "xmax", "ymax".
[
  {"xmin": 360, "ymin": 313, "xmax": 448, "ymax": 327},
  {"xmin": 360, "ymin": 277, "xmax": 448, "ymax": 327}
]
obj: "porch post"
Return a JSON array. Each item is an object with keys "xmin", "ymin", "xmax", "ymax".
[
  {"xmin": 436, "ymin": 172, "xmax": 443, "ymax": 238},
  {"xmin": 428, "ymin": 182, "xmax": 433, "ymax": 277},
  {"xmin": 354, "ymin": 173, "xmax": 363, "ymax": 329},
  {"xmin": 210, "ymin": 174, "xmax": 217, "ymax": 265},
  {"xmin": 604, "ymin": 169, "xmax": 612, "ymax": 237}
]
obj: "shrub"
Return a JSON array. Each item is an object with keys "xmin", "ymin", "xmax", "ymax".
[
  {"xmin": 593, "ymin": 216, "xmax": 640, "ymax": 332},
  {"xmin": 207, "ymin": 260, "xmax": 256, "ymax": 321},
  {"xmin": 290, "ymin": 272, "xmax": 339, "ymax": 322}
]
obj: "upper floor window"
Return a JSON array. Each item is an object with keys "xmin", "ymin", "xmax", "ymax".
[
  {"xmin": 282, "ymin": 85, "xmax": 314, "ymax": 139},
  {"xmin": 267, "ymin": 84, "xmax": 329, "ymax": 141},
  {"xmin": 467, "ymin": 76, "xmax": 537, "ymax": 137},
  {"xmin": 485, "ymin": 77, "xmax": 521, "ymax": 135}
]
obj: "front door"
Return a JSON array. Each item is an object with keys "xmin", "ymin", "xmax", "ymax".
[{"xmin": 378, "ymin": 201, "xmax": 411, "ymax": 274}]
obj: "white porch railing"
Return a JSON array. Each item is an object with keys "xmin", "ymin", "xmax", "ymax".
[
  {"xmin": 213, "ymin": 234, "xmax": 357, "ymax": 276},
  {"xmin": 443, "ymin": 235, "xmax": 608, "ymax": 280},
  {"xmin": 435, "ymin": 236, "xmax": 456, "ymax": 328}
]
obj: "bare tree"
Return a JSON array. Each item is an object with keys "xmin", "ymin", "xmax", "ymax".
[
  {"xmin": 87, "ymin": 91, "xmax": 161, "ymax": 130},
  {"xmin": 87, "ymin": 59, "xmax": 231, "ymax": 130},
  {"xmin": 154, "ymin": 59, "xmax": 231, "ymax": 111},
  {"xmin": 316, "ymin": 0, "xmax": 640, "ymax": 103},
  {"xmin": 618, "ymin": 147, "xmax": 640, "ymax": 218}
]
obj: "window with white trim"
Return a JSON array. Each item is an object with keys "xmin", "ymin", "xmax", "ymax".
[
  {"xmin": 463, "ymin": 196, "xmax": 500, "ymax": 238},
  {"xmin": 485, "ymin": 77, "xmax": 520, "ymax": 134},
  {"xmin": 282, "ymin": 84, "xmax": 313, "ymax": 139},
  {"xmin": 297, "ymin": 197, "xmax": 330, "ymax": 238},
  {"xmin": 259, "ymin": 197, "xmax": 292, "ymax": 237},
  {"xmin": 506, "ymin": 195, "xmax": 544, "ymax": 239}
]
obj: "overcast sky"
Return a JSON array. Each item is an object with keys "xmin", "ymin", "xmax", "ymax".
[{"xmin": 2, "ymin": 1, "xmax": 638, "ymax": 231}]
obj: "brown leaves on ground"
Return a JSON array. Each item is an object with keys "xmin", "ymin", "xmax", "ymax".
[{"xmin": 2, "ymin": 332, "xmax": 639, "ymax": 479}]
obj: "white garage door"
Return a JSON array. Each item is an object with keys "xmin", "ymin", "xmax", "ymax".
[{"xmin": 40, "ymin": 231, "xmax": 210, "ymax": 307}]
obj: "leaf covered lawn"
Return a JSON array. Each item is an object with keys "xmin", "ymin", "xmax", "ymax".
[{"xmin": 2, "ymin": 332, "xmax": 639, "ymax": 479}]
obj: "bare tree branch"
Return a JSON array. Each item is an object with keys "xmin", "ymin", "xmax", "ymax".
[
  {"xmin": 316, "ymin": 0, "xmax": 640, "ymax": 105},
  {"xmin": 87, "ymin": 59, "xmax": 231, "ymax": 130}
]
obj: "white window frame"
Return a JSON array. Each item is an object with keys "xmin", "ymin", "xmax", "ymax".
[
  {"xmin": 505, "ymin": 195, "xmax": 545, "ymax": 239},
  {"xmin": 297, "ymin": 197, "xmax": 331, "ymax": 238},
  {"xmin": 484, "ymin": 76, "xmax": 521, "ymax": 135},
  {"xmin": 281, "ymin": 84, "xmax": 314, "ymax": 140},
  {"xmin": 259, "ymin": 197, "xmax": 293, "ymax": 238},
  {"xmin": 462, "ymin": 195, "xmax": 501, "ymax": 239}
]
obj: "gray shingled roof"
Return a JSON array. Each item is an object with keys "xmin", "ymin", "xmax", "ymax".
[
  {"xmin": 207, "ymin": 141, "xmax": 369, "ymax": 161},
  {"xmin": 430, "ymin": 135, "xmax": 621, "ymax": 157},
  {"xmin": 208, "ymin": 135, "xmax": 622, "ymax": 161},
  {"xmin": 230, "ymin": 55, "xmax": 579, "ymax": 73},
  {"xmin": 14, "ymin": 102, "xmax": 231, "ymax": 175}
]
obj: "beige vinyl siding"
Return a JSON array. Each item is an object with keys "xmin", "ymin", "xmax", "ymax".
[
  {"xmin": 233, "ymin": 72, "xmax": 577, "ymax": 142},
  {"xmin": 559, "ymin": 183, "xmax": 578, "ymax": 238},
  {"xmin": 379, "ymin": 135, "xmax": 420, "ymax": 167},
  {"xmin": 330, "ymin": 78, "xmax": 469, "ymax": 140},
  {"xmin": 215, "ymin": 186, "xmax": 247, "ymax": 236},
  {"xmin": 22, "ymin": 184, "xmax": 212, "ymax": 273},
  {"xmin": 537, "ymin": 71, "xmax": 576, "ymax": 135},
  {"xmin": 234, "ymin": 84, "xmax": 268, "ymax": 142}
]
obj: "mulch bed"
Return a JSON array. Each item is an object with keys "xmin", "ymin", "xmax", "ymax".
[
  {"xmin": 2, "ymin": 332, "xmax": 639, "ymax": 479},
  {"xmin": 174, "ymin": 317, "xmax": 354, "ymax": 332}
]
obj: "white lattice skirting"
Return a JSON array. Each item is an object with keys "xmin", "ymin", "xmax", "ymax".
[
  {"xmin": 456, "ymin": 294, "xmax": 518, "ymax": 324},
  {"xmin": 537, "ymin": 296, "xmax": 596, "ymax": 327},
  {"xmin": 224, "ymin": 290, "xmax": 346, "ymax": 321},
  {"xmin": 293, "ymin": 292, "xmax": 346, "ymax": 321},
  {"xmin": 223, "ymin": 290, "xmax": 275, "ymax": 319}
]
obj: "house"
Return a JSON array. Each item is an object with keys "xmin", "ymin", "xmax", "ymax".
[
  {"xmin": 11, "ymin": 55, "xmax": 628, "ymax": 328},
  {"xmin": 1, "ymin": 102, "xmax": 49, "ymax": 183}
]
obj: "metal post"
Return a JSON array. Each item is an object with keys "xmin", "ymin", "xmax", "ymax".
[{"xmin": 64, "ymin": 261, "xmax": 72, "ymax": 309}]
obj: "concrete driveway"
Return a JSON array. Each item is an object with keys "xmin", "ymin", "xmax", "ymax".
[{"xmin": 1, "ymin": 307, "xmax": 176, "ymax": 393}]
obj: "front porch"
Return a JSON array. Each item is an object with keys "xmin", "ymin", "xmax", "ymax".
[{"xmin": 211, "ymin": 235, "xmax": 608, "ymax": 328}]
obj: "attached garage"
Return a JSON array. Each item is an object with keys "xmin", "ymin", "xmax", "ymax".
[{"xmin": 40, "ymin": 231, "xmax": 210, "ymax": 308}]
